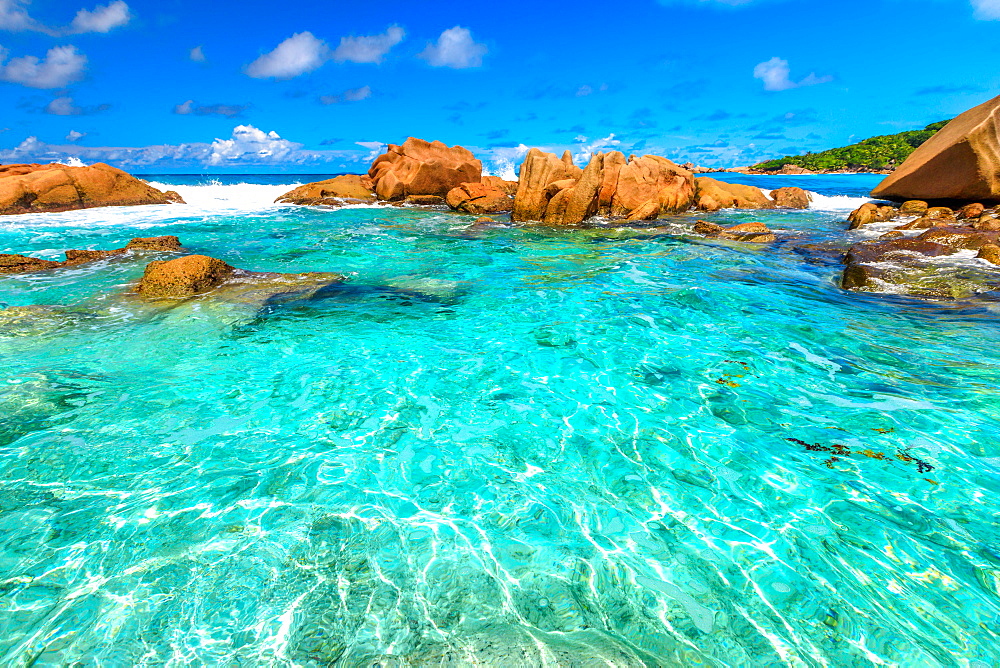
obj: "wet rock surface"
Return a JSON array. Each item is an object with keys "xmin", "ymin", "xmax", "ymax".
[
  {"xmin": 275, "ymin": 175, "xmax": 376, "ymax": 206},
  {"xmin": 368, "ymin": 138, "xmax": 482, "ymax": 201},
  {"xmin": 1, "ymin": 236, "xmax": 182, "ymax": 274}
]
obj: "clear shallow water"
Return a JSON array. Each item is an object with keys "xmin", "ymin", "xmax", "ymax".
[{"xmin": 1, "ymin": 176, "xmax": 999, "ymax": 666}]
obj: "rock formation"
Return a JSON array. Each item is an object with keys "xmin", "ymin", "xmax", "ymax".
[
  {"xmin": 0, "ymin": 236, "xmax": 182, "ymax": 274},
  {"xmin": 0, "ymin": 163, "xmax": 184, "ymax": 215},
  {"xmin": 770, "ymin": 187, "xmax": 812, "ymax": 209},
  {"xmin": 511, "ymin": 150, "xmax": 696, "ymax": 225},
  {"xmin": 275, "ymin": 175, "xmax": 375, "ymax": 206},
  {"xmin": 368, "ymin": 138, "xmax": 482, "ymax": 201},
  {"xmin": 694, "ymin": 220, "xmax": 776, "ymax": 243},
  {"xmin": 135, "ymin": 254, "xmax": 346, "ymax": 302},
  {"xmin": 871, "ymin": 94, "xmax": 1000, "ymax": 202},
  {"xmin": 695, "ymin": 178, "xmax": 774, "ymax": 211},
  {"xmin": 446, "ymin": 182, "xmax": 513, "ymax": 214}
]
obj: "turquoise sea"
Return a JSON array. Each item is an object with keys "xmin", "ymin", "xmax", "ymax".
[{"xmin": 1, "ymin": 174, "xmax": 999, "ymax": 666}]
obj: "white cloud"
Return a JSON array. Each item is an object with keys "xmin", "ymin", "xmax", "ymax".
[
  {"xmin": 972, "ymin": 0, "xmax": 1000, "ymax": 18},
  {"xmin": 69, "ymin": 0, "xmax": 129, "ymax": 33},
  {"xmin": 189, "ymin": 45, "xmax": 205, "ymax": 62},
  {"xmin": 174, "ymin": 99, "xmax": 193, "ymax": 115},
  {"xmin": 66, "ymin": 129, "xmax": 86, "ymax": 141},
  {"xmin": 0, "ymin": 0, "xmax": 38, "ymax": 31},
  {"xmin": 0, "ymin": 45, "xmax": 87, "ymax": 88},
  {"xmin": 574, "ymin": 133, "xmax": 621, "ymax": 164},
  {"xmin": 753, "ymin": 57, "xmax": 831, "ymax": 92},
  {"xmin": 246, "ymin": 32, "xmax": 329, "ymax": 80},
  {"xmin": 419, "ymin": 26, "xmax": 487, "ymax": 69},
  {"xmin": 207, "ymin": 125, "xmax": 303, "ymax": 165},
  {"xmin": 45, "ymin": 95, "xmax": 82, "ymax": 115},
  {"xmin": 332, "ymin": 26, "xmax": 404, "ymax": 64},
  {"xmin": 0, "ymin": 0, "xmax": 130, "ymax": 34},
  {"xmin": 319, "ymin": 85, "xmax": 372, "ymax": 104},
  {"xmin": 355, "ymin": 140, "xmax": 386, "ymax": 162}
]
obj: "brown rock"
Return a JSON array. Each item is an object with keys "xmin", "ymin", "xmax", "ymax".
[
  {"xmin": 848, "ymin": 203, "xmax": 879, "ymax": 229},
  {"xmin": 770, "ymin": 187, "xmax": 812, "ymax": 209},
  {"xmin": 959, "ymin": 203, "xmax": 985, "ymax": 219},
  {"xmin": 404, "ymin": 194, "xmax": 444, "ymax": 206},
  {"xmin": 974, "ymin": 216, "xmax": 1000, "ymax": 231},
  {"xmin": 275, "ymin": 174, "xmax": 375, "ymax": 205},
  {"xmin": 481, "ymin": 176, "xmax": 518, "ymax": 197},
  {"xmin": 512, "ymin": 148, "xmax": 579, "ymax": 222},
  {"xmin": 368, "ymin": 138, "xmax": 482, "ymax": 201},
  {"xmin": 899, "ymin": 200, "xmax": 929, "ymax": 216},
  {"xmin": 63, "ymin": 249, "xmax": 124, "ymax": 266},
  {"xmin": 916, "ymin": 226, "xmax": 999, "ymax": 251},
  {"xmin": 877, "ymin": 205, "xmax": 897, "ymax": 221},
  {"xmin": 695, "ymin": 177, "xmax": 774, "ymax": 211},
  {"xmin": 0, "ymin": 162, "xmax": 185, "ymax": 215},
  {"xmin": 880, "ymin": 231, "xmax": 905, "ymax": 240},
  {"xmin": 842, "ymin": 237, "xmax": 958, "ymax": 291},
  {"xmin": 925, "ymin": 206, "xmax": 954, "ymax": 219},
  {"xmin": 695, "ymin": 220, "xmax": 775, "ymax": 243},
  {"xmin": 0, "ymin": 254, "xmax": 61, "ymax": 274},
  {"xmin": 895, "ymin": 216, "xmax": 935, "ymax": 230},
  {"xmin": 627, "ymin": 200, "xmax": 661, "ymax": 221},
  {"xmin": 125, "ymin": 236, "xmax": 182, "ymax": 252},
  {"xmin": 136, "ymin": 255, "xmax": 235, "ymax": 299},
  {"xmin": 596, "ymin": 152, "xmax": 627, "ymax": 215},
  {"xmin": 445, "ymin": 182, "xmax": 513, "ymax": 214},
  {"xmin": 872, "ymin": 95, "xmax": 1000, "ymax": 201},
  {"xmin": 978, "ymin": 243, "xmax": 1000, "ymax": 265},
  {"xmin": 613, "ymin": 156, "xmax": 695, "ymax": 217}
]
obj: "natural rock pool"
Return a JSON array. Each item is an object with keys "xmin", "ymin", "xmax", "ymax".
[{"xmin": 1, "ymin": 175, "xmax": 998, "ymax": 666}]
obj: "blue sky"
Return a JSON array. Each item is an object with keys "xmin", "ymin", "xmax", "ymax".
[{"xmin": 1, "ymin": 0, "xmax": 998, "ymax": 173}]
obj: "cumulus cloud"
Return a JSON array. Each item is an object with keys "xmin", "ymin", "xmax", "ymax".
[
  {"xmin": 66, "ymin": 129, "xmax": 86, "ymax": 141},
  {"xmin": 0, "ymin": 45, "xmax": 87, "ymax": 88},
  {"xmin": 68, "ymin": 0, "xmax": 129, "ymax": 33},
  {"xmin": 174, "ymin": 100, "xmax": 248, "ymax": 117},
  {"xmin": 318, "ymin": 85, "xmax": 372, "ymax": 105},
  {"xmin": 419, "ymin": 26, "xmax": 487, "ymax": 68},
  {"xmin": 207, "ymin": 125, "xmax": 304, "ymax": 165},
  {"xmin": 189, "ymin": 45, "xmax": 206, "ymax": 62},
  {"xmin": 574, "ymin": 133, "xmax": 621, "ymax": 163},
  {"xmin": 972, "ymin": 0, "xmax": 1000, "ymax": 18},
  {"xmin": 753, "ymin": 57, "xmax": 831, "ymax": 92},
  {"xmin": 0, "ymin": 0, "xmax": 130, "ymax": 34},
  {"xmin": 246, "ymin": 32, "xmax": 329, "ymax": 80},
  {"xmin": 332, "ymin": 26, "xmax": 404, "ymax": 64}
]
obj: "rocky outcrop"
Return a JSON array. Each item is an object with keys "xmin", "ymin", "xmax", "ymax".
[
  {"xmin": 871, "ymin": 94, "xmax": 1000, "ymax": 202},
  {"xmin": 135, "ymin": 254, "xmax": 347, "ymax": 302},
  {"xmin": 482, "ymin": 176, "xmax": 518, "ymax": 197},
  {"xmin": 275, "ymin": 175, "xmax": 375, "ymax": 206},
  {"xmin": 137, "ymin": 255, "xmax": 236, "ymax": 298},
  {"xmin": 512, "ymin": 150, "xmax": 696, "ymax": 225},
  {"xmin": 979, "ymin": 244, "xmax": 1000, "ymax": 265},
  {"xmin": 446, "ymin": 182, "xmax": 513, "ymax": 214},
  {"xmin": 0, "ymin": 163, "xmax": 184, "ymax": 215},
  {"xmin": 0, "ymin": 236, "xmax": 182, "ymax": 274},
  {"xmin": 695, "ymin": 178, "xmax": 774, "ymax": 211},
  {"xmin": 770, "ymin": 187, "xmax": 812, "ymax": 209},
  {"xmin": 694, "ymin": 220, "xmax": 776, "ymax": 243},
  {"xmin": 368, "ymin": 138, "xmax": 482, "ymax": 201}
]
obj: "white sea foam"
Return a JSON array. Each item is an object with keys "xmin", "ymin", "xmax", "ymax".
[
  {"xmin": 807, "ymin": 192, "xmax": 881, "ymax": 211},
  {"xmin": 144, "ymin": 180, "xmax": 301, "ymax": 212}
]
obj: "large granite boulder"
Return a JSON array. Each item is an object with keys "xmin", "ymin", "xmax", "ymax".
[
  {"xmin": 695, "ymin": 178, "xmax": 775, "ymax": 211},
  {"xmin": 512, "ymin": 149, "xmax": 580, "ymax": 222},
  {"xmin": 871, "ymin": 94, "xmax": 1000, "ymax": 202},
  {"xmin": 771, "ymin": 187, "xmax": 812, "ymax": 209},
  {"xmin": 445, "ymin": 182, "xmax": 513, "ymax": 214},
  {"xmin": 482, "ymin": 176, "xmax": 518, "ymax": 197},
  {"xmin": 275, "ymin": 175, "xmax": 375, "ymax": 206},
  {"xmin": 0, "ymin": 254, "xmax": 61, "ymax": 274},
  {"xmin": 0, "ymin": 163, "xmax": 184, "ymax": 215},
  {"xmin": 137, "ymin": 255, "xmax": 236, "ymax": 299},
  {"xmin": 368, "ymin": 138, "xmax": 482, "ymax": 201},
  {"xmin": 609, "ymin": 154, "xmax": 695, "ymax": 218}
]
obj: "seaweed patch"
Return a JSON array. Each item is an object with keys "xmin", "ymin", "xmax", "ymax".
[{"xmin": 786, "ymin": 437, "xmax": 937, "ymax": 483}]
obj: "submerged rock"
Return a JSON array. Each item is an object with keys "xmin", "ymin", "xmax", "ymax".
[
  {"xmin": 0, "ymin": 162, "xmax": 184, "ymax": 215},
  {"xmin": 135, "ymin": 254, "xmax": 347, "ymax": 303},
  {"xmin": 694, "ymin": 220, "xmax": 776, "ymax": 243},
  {"xmin": 275, "ymin": 174, "xmax": 375, "ymax": 206},
  {"xmin": 979, "ymin": 244, "xmax": 1000, "ymax": 265},
  {"xmin": 871, "ymin": 94, "xmax": 1000, "ymax": 202},
  {"xmin": 0, "ymin": 236, "xmax": 183, "ymax": 274},
  {"xmin": 368, "ymin": 138, "xmax": 482, "ymax": 201}
]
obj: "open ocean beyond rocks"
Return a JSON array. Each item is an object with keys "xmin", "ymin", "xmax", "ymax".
[{"xmin": 1, "ymin": 173, "xmax": 999, "ymax": 666}]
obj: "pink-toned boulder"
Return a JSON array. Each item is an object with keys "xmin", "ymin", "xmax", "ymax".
[
  {"xmin": 771, "ymin": 187, "xmax": 812, "ymax": 209},
  {"xmin": 275, "ymin": 174, "xmax": 375, "ymax": 205},
  {"xmin": 446, "ymin": 182, "xmax": 513, "ymax": 214},
  {"xmin": 611, "ymin": 154, "xmax": 696, "ymax": 217},
  {"xmin": 512, "ymin": 149, "xmax": 581, "ymax": 222},
  {"xmin": 0, "ymin": 162, "xmax": 184, "ymax": 215},
  {"xmin": 368, "ymin": 138, "xmax": 482, "ymax": 201},
  {"xmin": 695, "ymin": 178, "xmax": 774, "ymax": 211}
]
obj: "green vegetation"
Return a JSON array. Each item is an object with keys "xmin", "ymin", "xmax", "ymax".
[{"xmin": 752, "ymin": 120, "xmax": 950, "ymax": 172}]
